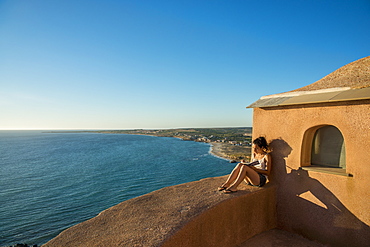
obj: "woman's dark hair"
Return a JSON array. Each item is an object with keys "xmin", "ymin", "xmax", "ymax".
[{"xmin": 253, "ymin": 137, "xmax": 269, "ymax": 151}]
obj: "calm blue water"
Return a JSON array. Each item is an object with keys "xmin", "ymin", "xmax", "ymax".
[{"xmin": 0, "ymin": 131, "xmax": 233, "ymax": 246}]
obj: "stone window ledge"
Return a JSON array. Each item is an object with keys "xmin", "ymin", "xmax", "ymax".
[{"xmin": 300, "ymin": 166, "xmax": 353, "ymax": 177}]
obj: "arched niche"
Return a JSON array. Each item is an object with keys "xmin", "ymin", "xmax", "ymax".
[{"xmin": 301, "ymin": 125, "xmax": 346, "ymax": 169}]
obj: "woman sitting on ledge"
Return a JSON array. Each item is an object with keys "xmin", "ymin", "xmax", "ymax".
[{"xmin": 218, "ymin": 136, "xmax": 271, "ymax": 193}]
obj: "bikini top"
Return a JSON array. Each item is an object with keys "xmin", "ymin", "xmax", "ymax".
[{"xmin": 252, "ymin": 154, "xmax": 268, "ymax": 170}]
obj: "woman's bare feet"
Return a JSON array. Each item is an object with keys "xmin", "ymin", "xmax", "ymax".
[
  {"xmin": 223, "ymin": 188, "xmax": 237, "ymax": 193},
  {"xmin": 223, "ymin": 184, "xmax": 238, "ymax": 193},
  {"xmin": 218, "ymin": 184, "xmax": 229, "ymax": 191}
]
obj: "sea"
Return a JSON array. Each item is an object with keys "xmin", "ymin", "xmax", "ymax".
[{"xmin": 0, "ymin": 131, "xmax": 234, "ymax": 246}]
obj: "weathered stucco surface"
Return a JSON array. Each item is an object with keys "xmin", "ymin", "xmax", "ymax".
[
  {"xmin": 238, "ymin": 228, "xmax": 328, "ymax": 247},
  {"xmin": 252, "ymin": 99, "xmax": 370, "ymax": 246},
  {"xmin": 43, "ymin": 176, "xmax": 277, "ymax": 247}
]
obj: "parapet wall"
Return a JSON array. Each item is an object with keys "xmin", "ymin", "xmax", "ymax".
[
  {"xmin": 44, "ymin": 176, "xmax": 277, "ymax": 247},
  {"xmin": 162, "ymin": 182, "xmax": 277, "ymax": 247}
]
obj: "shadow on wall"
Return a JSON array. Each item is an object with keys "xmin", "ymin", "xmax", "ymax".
[{"xmin": 269, "ymin": 138, "xmax": 370, "ymax": 247}]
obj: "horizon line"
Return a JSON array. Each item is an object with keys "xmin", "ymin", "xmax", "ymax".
[{"xmin": 0, "ymin": 126, "xmax": 252, "ymax": 131}]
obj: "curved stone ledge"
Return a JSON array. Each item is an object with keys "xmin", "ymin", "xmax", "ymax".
[{"xmin": 43, "ymin": 176, "xmax": 277, "ymax": 247}]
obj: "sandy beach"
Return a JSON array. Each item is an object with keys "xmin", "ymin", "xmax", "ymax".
[{"xmin": 209, "ymin": 142, "xmax": 251, "ymax": 161}]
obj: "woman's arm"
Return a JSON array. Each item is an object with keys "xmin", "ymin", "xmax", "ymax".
[
  {"xmin": 251, "ymin": 166, "xmax": 268, "ymax": 175},
  {"xmin": 264, "ymin": 153, "xmax": 272, "ymax": 176},
  {"xmin": 250, "ymin": 153, "xmax": 271, "ymax": 176}
]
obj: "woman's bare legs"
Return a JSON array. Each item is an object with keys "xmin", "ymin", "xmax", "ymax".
[
  {"xmin": 220, "ymin": 163, "xmax": 244, "ymax": 189},
  {"xmin": 222, "ymin": 164, "xmax": 260, "ymax": 192}
]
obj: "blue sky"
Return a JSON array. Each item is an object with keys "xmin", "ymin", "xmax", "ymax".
[{"xmin": 1, "ymin": 0, "xmax": 369, "ymax": 130}]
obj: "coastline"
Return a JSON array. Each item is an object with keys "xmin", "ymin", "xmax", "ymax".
[
  {"xmin": 208, "ymin": 143, "xmax": 230, "ymax": 161},
  {"xmin": 209, "ymin": 142, "xmax": 230, "ymax": 160},
  {"xmin": 46, "ymin": 130, "xmax": 252, "ymax": 162},
  {"xmin": 208, "ymin": 142, "xmax": 251, "ymax": 162}
]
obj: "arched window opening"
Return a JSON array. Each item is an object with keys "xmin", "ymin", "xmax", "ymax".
[{"xmin": 311, "ymin": 126, "xmax": 346, "ymax": 169}]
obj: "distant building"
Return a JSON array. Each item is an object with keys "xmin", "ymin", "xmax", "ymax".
[{"xmin": 248, "ymin": 56, "xmax": 370, "ymax": 246}]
